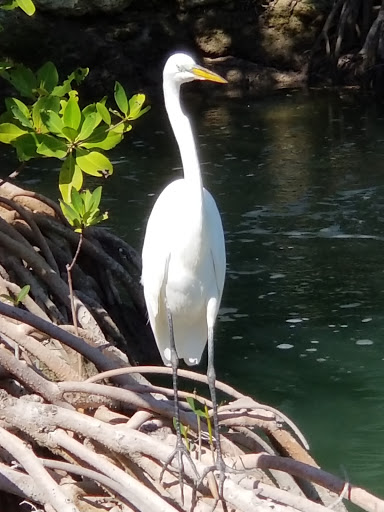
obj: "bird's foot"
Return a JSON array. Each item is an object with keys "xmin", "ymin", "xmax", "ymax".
[
  {"xmin": 160, "ymin": 437, "xmax": 200, "ymax": 504},
  {"xmin": 198, "ymin": 452, "xmax": 243, "ymax": 512}
]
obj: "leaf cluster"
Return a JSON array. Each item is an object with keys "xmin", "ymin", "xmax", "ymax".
[
  {"xmin": 60, "ymin": 186, "xmax": 108, "ymax": 233},
  {"xmin": 187, "ymin": 396, "xmax": 213, "ymax": 446},
  {"xmin": 0, "ymin": 61, "xmax": 150, "ymax": 230},
  {"xmin": 172, "ymin": 396, "xmax": 214, "ymax": 455},
  {"xmin": 0, "ymin": 284, "xmax": 30, "ymax": 306}
]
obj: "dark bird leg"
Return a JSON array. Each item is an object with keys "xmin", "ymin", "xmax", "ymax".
[
  {"xmin": 206, "ymin": 325, "xmax": 227, "ymax": 507},
  {"xmin": 160, "ymin": 297, "xmax": 199, "ymax": 503},
  {"xmin": 198, "ymin": 323, "xmax": 244, "ymax": 510}
]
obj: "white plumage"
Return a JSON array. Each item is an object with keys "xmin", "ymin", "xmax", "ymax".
[{"xmin": 141, "ymin": 53, "xmax": 226, "ymax": 366}]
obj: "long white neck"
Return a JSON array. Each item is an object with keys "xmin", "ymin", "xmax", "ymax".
[{"xmin": 164, "ymin": 78, "xmax": 203, "ymax": 196}]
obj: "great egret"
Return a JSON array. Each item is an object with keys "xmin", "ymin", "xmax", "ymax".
[{"xmin": 141, "ymin": 53, "xmax": 227, "ymax": 489}]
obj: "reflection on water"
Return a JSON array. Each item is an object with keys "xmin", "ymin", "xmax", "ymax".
[{"xmin": 11, "ymin": 90, "xmax": 384, "ymax": 497}]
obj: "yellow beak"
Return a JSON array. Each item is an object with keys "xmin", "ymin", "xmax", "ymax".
[{"xmin": 192, "ymin": 65, "xmax": 227, "ymax": 84}]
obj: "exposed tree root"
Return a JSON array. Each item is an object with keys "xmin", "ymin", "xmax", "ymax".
[
  {"xmin": 309, "ymin": 0, "xmax": 384, "ymax": 89},
  {"xmin": 0, "ymin": 182, "xmax": 382, "ymax": 512}
]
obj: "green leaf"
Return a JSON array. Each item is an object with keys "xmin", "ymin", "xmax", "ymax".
[
  {"xmin": 32, "ymin": 96, "xmax": 60, "ymax": 133},
  {"xmin": 63, "ymin": 96, "xmax": 81, "ymax": 131},
  {"xmin": 0, "ymin": 61, "xmax": 13, "ymax": 72},
  {"xmin": 82, "ymin": 124, "xmax": 124, "ymax": 150},
  {"xmin": 123, "ymin": 122, "xmax": 132, "ymax": 133},
  {"xmin": 16, "ymin": 284, "xmax": 30, "ymax": 304},
  {"xmin": 36, "ymin": 62, "xmax": 58, "ymax": 93},
  {"xmin": 128, "ymin": 94, "xmax": 146, "ymax": 120},
  {"xmin": 16, "ymin": 0, "xmax": 35, "ymax": 15},
  {"xmin": 82, "ymin": 189, "xmax": 94, "ymax": 213},
  {"xmin": 12, "ymin": 133, "xmax": 39, "ymax": 161},
  {"xmin": 70, "ymin": 187, "xmax": 84, "ymax": 216},
  {"xmin": 76, "ymin": 149, "xmax": 113, "ymax": 177},
  {"xmin": 0, "ymin": 294, "xmax": 14, "ymax": 304},
  {"xmin": 72, "ymin": 67, "xmax": 89, "ymax": 85},
  {"xmin": 11, "ymin": 105, "xmax": 31, "ymax": 128},
  {"xmin": 0, "ymin": 123, "xmax": 27, "ymax": 143},
  {"xmin": 2, "ymin": 65, "xmax": 36, "ymax": 98},
  {"xmin": 81, "ymin": 103, "xmax": 102, "ymax": 127},
  {"xmin": 81, "ymin": 103, "xmax": 95, "ymax": 116},
  {"xmin": 186, "ymin": 396, "xmax": 196, "ymax": 411},
  {"xmin": 37, "ymin": 134, "xmax": 67, "ymax": 158},
  {"xmin": 1, "ymin": 1, "xmax": 18, "ymax": 12},
  {"xmin": 204, "ymin": 404, "xmax": 213, "ymax": 444},
  {"xmin": 41, "ymin": 110, "xmax": 64, "ymax": 136},
  {"xmin": 59, "ymin": 156, "xmax": 83, "ymax": 202},
  {"xmin": 90, "ymin": 186, "xmax": 102, "ymax": 211},
  {"xmin": 5, "ymin": 97, "xmax": 32, "ymax": 128},
  {"xmin": 96, "ymin": 102, "xmax": 111, "ymax": 125},
  {"xmin": 51, "ymin": 67, "xmax": 89, "ymax": 97},
  {"xmin": 59, "ymin": 199, "xmax": 81, "ymax": 228},
  {"xmin": 89, "ymin": 210, "xmax": 108, "ymax": 226},
  {"xmin": 77, "ymin": 112, "xmax": 97, "ymax": 141},
  {"xmin": 114, "ymin": 81, "xmax": 128, "ymax": 116},
  {"xmin": 132, "ymin": 104, "xmax": 151, "ymax": 120},
  {"xmin": 62, "ymin": 126, "xmax": 78, "ymax": 142},
  {"xmin": 5, "ymin": 97, "xmax": 29, "ymax": 118}
]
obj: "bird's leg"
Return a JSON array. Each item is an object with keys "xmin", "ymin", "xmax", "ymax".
[
  {"xmin": 160, "ymin": 299, "xmax": 199, "ymax": 503},
  {"xmin": 206, "ymin": 325, "xmax": 227, "ymax": 504},
  {"xmin": 201, "ymin": 326, "xmax": 247, "ymax": 511}
]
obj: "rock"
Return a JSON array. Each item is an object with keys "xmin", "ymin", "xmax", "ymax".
[{"xmin": 196, "ymin": 29, "xmax": 232, "ymax": 57}]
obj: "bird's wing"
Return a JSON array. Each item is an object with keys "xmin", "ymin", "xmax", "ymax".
[
  {"xmin": 141, "ymin": 181, "xmax": 182, "ymax": 319},
  {"xmin": 204, "ymin": 188, "xmax": 226, "ymax": 301}
]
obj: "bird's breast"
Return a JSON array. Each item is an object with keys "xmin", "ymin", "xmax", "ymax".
[{"xmin": 165, "ymin": 239, "xmax": 213, "ymax": 315}]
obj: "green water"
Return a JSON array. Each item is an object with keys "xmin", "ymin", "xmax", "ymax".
[{"xmin": 11, "ymin": 89, "xmax": 384, "ymax": 498}]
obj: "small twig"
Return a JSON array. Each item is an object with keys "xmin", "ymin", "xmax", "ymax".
[
  {"xmin": 66, "ymin": 232, "xmax": 83, "ymax": 376},
  {"xmin": 327, "ymin": 480, "xmax": 349, "ymax": 509},
  {"xmin": 66, "ymin": 232, "xmax": 83, "ymax": 335},
  {"xmin": 0, "ymin": 227, "xmax": 103, "ymax": 337},
  {"xmin": 0, "ymin": 163, "xmax": 26, "ymax": 186},
  {"xmin": 35, "ymin": 214, "xmax": 146, "ymax": 315}
]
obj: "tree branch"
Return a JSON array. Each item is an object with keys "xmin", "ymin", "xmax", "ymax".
[{"xmin": 0, "ymin": 426, "xmax": 78, "ymax": 512}]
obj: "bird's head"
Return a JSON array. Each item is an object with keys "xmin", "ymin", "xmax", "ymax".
[{"xmin": 163, "ymin": 53, "xmax": 227, "ymax": 85}]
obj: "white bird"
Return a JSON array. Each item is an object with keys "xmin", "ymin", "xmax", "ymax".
[{"xmin": 141, "ymin": 52, "xmax": 227, "ymax": 483}]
